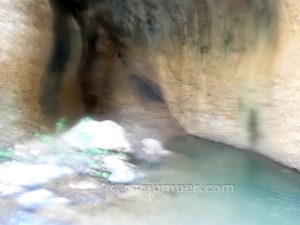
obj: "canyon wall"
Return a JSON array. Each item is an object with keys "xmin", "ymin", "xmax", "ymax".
[
  {"xmin": 85, "ymin": 0, "xmax": 300, "ymax": 169},
  {"xmin": 0, "ymin": 0, "xmax": 82, "ymax": 147},
  {"xmin": 1, "ymin": 0, "xmax": 300, "ymax": 170}
]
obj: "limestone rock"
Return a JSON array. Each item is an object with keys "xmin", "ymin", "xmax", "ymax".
[
  {"xmin": 141, "ymin": 138, "xmax": 171, "ymax": 163},
  {"xmin": 61, "ymin": 119, "xmax": 132, "ymax": 152},
  {"xmin": 2, "ymin": 0, "xmax": 300, "ymax": 171},
  {"xmin": 17, "ymin": 189, "xmax": 54, "ymax": 210},
  {"xmin": 0, "ymin": 0, "xmax": 83, "ymax": 148},
  {"xmin": 83, "ymin": 0, "xmax": 300, "ymax": 170},
  {"xmin": 103, "ymin": 156, "xmax": 143, "ymax": 184},
  {"xmin": 0, "ymin": 162, "xmax": 73, "ymax": 187}
]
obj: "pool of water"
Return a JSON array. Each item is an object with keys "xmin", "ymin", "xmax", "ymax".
[{"xmin": 84, "ymin": 136, "xmax": 300, "ymax": 225}]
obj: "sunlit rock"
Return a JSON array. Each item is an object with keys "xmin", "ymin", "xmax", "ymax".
[
  {"xmin": 103, "ymin": 156, "xmax": 143, "ymax": 184},
  {"xmin": 0, "ymin": 184, "xmax": 25, "ymax": 197},
  {"xmin": 47, "ymin": 197, "xmax": 70, "ymax": 206},
  {"xmin": 61, "ymin": 119, "xmax": 132, "ymax": 153},
  {"xmin": 69, "ymin": 181, "xmax": 99, "ymax": 190},
  {"xmin": 0, "ymin": 162, "xmax": 73, "ymax": 187},
  {"xmin": 17, "ymin": 189, "xmax": 54, "ymax": 210}
]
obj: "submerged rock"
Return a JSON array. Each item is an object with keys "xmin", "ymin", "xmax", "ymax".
[{"xmin": 61, "ymin": 119, "xmax": 132, "ymax": 153}]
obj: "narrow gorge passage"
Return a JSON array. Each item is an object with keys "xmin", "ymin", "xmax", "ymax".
[{"xmin": 1, "ymin": 0, "xmax": 300, "ymax": 225}]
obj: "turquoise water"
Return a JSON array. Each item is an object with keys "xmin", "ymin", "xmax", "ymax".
[
  {"xmin": 163, "ymin": 136, "xmax": 300, "ymax": 225},
  {"xmin": 92, "ymin": 136, "xmax": 300, "ymax": 225},
  {"xmin": 7, "ymin": 135, "xmax": 300, "ymax": 225}
]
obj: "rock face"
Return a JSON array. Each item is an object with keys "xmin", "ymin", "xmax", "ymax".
[
  {"xmin": 83, "ymin": 0, "xmax": 300, "ymax": 170},
  {"xmin": 0, "ymin": 0, "xmax": 52, "ymax": 147},
  {"xmin": 1, "ymin": 0, "xmax": 300, "ymax": 170},
  {"xmin": 0, "ymin": 0, "xmax": 83, "ymax": 147}
]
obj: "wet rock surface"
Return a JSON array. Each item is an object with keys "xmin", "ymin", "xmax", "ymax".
[{"xmin": 0, "ymin": 112, "xmax": 180, "ymax": 225}]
